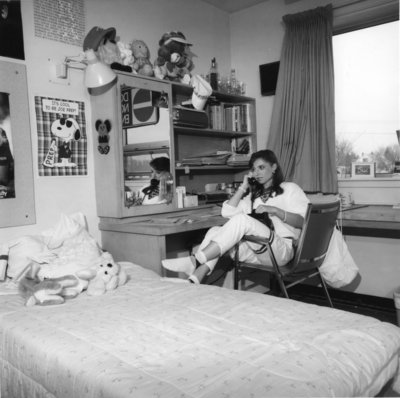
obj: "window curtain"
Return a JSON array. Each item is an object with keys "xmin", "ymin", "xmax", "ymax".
[{"xmin": 267, "ymin": 4, "xmax": 337, "ymax": 194}]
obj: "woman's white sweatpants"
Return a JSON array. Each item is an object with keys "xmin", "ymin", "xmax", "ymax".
[{"xmin": 196, "ymin": 213, "xmax": 294, "ymax": 273}]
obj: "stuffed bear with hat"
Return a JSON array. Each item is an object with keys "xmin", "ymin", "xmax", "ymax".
[
  {"xmin": 154, "ymin": 31, "xmax": 194, "ymax": 84},
  {"xmin": 83, "ymin": 26, "xmax": 133, "ymax": 73}
]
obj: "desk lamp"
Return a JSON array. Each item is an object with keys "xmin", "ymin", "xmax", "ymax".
[{"xmin": 57, "ymin": 49, "xmax": 117, "ymax": 90}]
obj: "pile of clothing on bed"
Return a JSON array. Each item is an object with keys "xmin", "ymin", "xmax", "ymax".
[{"xmin": 0, "ymin": 213, "xmax": 127, "ymax": 305}]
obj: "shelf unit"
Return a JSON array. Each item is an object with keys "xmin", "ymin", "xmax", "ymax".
[
  {"xmin": 170, "ymin": 81, "xmax": 257, "ymax": 197},
  {"xmin": 90, "ymin": 72, "xmax": 257, "ymax": 220}
]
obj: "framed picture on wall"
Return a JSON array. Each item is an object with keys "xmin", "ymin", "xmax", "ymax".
[{"xmin": 351, "ymin": 162, "xmax": 375, "ymax": 178}]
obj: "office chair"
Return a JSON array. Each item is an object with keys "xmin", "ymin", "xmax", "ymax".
[{"xmin": 233, "ymin": 200, "xmax": 340, "ymax": 307}]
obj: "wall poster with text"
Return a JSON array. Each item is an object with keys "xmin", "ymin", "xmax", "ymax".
[{"xmin": 35, "ymin": 96, "xmax": 87, "ymax": 176}]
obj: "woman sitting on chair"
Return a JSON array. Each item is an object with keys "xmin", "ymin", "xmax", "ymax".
[{"xmin": 162, "ymin": 149, "xmax": 310, "ymax": 284}]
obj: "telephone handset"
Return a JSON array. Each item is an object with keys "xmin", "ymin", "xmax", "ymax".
[{"xmin": 248, "ymin": 177, "xmax": 258, "ymax": 187}]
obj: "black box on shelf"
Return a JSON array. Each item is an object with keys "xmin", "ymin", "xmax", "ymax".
[{"xmin": 172, "ymin": 106, "xmax": 209, "ymax": 128}]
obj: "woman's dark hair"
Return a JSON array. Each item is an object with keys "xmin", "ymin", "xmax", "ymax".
[
  {"xmin": 248, "ymin": 149, "xmax": 284, "ymax": 198},
  {"xmin": 149, "ymin": 156, "xmax": 170, "ymax": 173}
]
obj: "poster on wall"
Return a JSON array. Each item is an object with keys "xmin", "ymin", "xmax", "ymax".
[
  {"xmin": 0, "ymin": 0, "xmax": 25, "ymax": 59},
  {"xmin": 0, "ymin": 92, "xmax": 14, "ymax": 198},
  {"xmin": 35, "ymin": 96, "xmax": 87, "ymax": 176}
]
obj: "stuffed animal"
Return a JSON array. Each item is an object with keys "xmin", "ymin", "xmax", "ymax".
[
  {"xmin": 83, "ymin": 26, "xmax": 132, "ymax": 73},
  {"xmin": 86, "ymin": 252, "xmax": 128, "ymax": 296},
  {"xmin": 18, "ymin": 268, "xmax": 83, "ymax": 306},
  {"xmin": 117, "ymin": 40, "xmax": 135, "ymax": 70},
  {"xmin": 18, "ymin": 252, "xmax": 127, "ymax": 305},
  {"xmin": 131, "ymin": 39, "xmax": 154, "ymax": 76},
  {"xmin": 154, "ymin": 31, "xmax": 194, "ymax": 84}
]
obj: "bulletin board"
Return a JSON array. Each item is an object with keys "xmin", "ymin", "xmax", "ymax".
[{"xmin": 0, "ymin": 61, "xmax": 35, "ymax": 228}]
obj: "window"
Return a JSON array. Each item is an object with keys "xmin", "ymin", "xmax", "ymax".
[{"xmin": 333, "ymin": 21, "xmax": 399, "ymax": 178}]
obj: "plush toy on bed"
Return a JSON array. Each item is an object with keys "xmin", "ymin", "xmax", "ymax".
[
  {"xmin": 18, "ymin": 252, "xmax": 127, "ymax": 305},
  {"xmin": 154, "ymin": 31, "xmax": 194, "ymax": 84},
  {"xmin": 18, "ymin": 270, "xmax": 82, "ymax": 306},
  {"xmin": 86, "ymin": 251, "xmax": 128, "ymax": 296}
]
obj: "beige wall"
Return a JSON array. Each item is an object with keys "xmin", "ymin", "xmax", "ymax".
[{"xmin": 0, "ymin": 0, "xmax": 231, "ymax": 244}]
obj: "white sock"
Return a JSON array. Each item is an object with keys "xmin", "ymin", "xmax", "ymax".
[
  {"xmin": 195, "ymin": 250, "xmax": 207, "ymax": 264},
  {"xmin": 161, "ymin": 256, "xmax": 196, "ymax": 276}
]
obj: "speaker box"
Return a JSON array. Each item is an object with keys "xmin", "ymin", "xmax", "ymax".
[{"xmin": 259, "ymin": 61, "xmax": 280, "ymax": 96}]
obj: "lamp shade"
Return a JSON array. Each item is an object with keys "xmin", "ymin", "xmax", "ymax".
[{"xmin": 84, "ymin": 49, "xmax": 116, "ymax": 88}]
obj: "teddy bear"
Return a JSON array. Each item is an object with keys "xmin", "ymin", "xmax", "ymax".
[
  {"xmin": 154, "ymin": 31, "xmax": 194, "ymax": 84},
  {"xmin": 86, "ymin": 251, "xmax": 128, "ymax": 296},
  {"xmin": 131, "ymin": 39, "xmax": 154, "ymax": 76},
  {"xmin": 117, "ymin": 40, "xmax": 135, "ymax": 70},
  {"xmin": 18, "ymin": 251, "xmax": 127, "ymax": 306}
]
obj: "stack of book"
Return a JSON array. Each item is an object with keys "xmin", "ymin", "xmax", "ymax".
[{"xmin": 208, "ymin": 103, "xmax": 254, "ymax": 132}]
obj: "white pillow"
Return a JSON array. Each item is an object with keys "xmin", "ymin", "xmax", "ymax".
[{"xmin": 6, "ymin": 236, "xmax": 49, "ymax": 279}]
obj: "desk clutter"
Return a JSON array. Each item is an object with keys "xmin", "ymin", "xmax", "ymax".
[{"xmin": 176, "ymin": 181, "xmax": 241, "ymax": 208}]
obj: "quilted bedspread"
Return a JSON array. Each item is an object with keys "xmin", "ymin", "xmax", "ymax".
[{"xmin": 1, "ymin": 263, "xmax": 400, "ymax": 398}]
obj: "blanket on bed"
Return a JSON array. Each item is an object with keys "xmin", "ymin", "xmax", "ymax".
[{"xmin": 1, "ymin": 263, "xmax": 399, "ymax": 398}]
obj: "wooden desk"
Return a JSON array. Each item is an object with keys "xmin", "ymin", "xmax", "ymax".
[
  {"xmin": 340, "ymin": 205, "xmax": 400, "ymax": 238},
  {"xmin": 99, "ymin": 206, "xmax": 226, "ymax": 275}
]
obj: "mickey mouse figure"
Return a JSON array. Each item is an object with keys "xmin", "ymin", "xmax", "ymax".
[
  {"xmin": 95, "ymin": 119, "xmax": 112, "ymax": 154},
  {"xmin": 50, "ymin": 117, "xmax": 81, "ymax": 167}
]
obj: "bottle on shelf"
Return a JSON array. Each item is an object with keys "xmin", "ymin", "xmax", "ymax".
[
  {"xmin": 208, "ymin": 57, "xmax": 219, "ymax": 91},
  {"xmin": 229, "ymin": 68, "xmax": 237, "ymax": 94}
]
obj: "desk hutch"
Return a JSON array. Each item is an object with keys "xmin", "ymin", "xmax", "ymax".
[{"xmin": 90, "ymin": 72, "xmax": 257, "ymax": 274}]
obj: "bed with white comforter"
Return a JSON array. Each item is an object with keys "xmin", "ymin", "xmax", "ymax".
[{"xmin": 1, "ymin": 262, "xmax": 399, "ymax": 398}]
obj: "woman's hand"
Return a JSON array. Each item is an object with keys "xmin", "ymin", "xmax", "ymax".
[
  {"xmin": 254, "ymin": 204, "xmax": 277, "ymax": 215},
  {"xmin": 241, "ymin": 172, "xmax": 253, "ymax": 191},
  {"xmin": 254, "ymin": 205, "xmax": 304, "ymax": 228}
]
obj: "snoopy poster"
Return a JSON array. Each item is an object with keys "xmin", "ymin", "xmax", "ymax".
[{"xmin": 35, "ymin": 96, "xmax": 87, "ymax": 176}]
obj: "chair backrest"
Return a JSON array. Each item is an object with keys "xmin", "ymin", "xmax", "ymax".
[{"xmin": 289, "ymin": 200, "xmax": 340, "ymax": 275}]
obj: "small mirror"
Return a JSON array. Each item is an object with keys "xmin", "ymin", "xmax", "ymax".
[
  {"xmin": 120, "ymin": 84, "xmax": 173, "ymax": 209},
  {"xmin": 124, "ymin": 150, "xmax": 172, "ymax": 207}
]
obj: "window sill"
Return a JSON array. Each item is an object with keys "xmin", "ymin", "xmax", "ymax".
[
  {"xmin": 338, "ymin": 175, "xmax": 400, "ymax": 182},
  {"xmin": 338, "ymin": 176, "xmax": 400, "ymax": 205}
]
